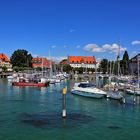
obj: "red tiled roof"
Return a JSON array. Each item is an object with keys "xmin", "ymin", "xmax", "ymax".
[
  {"xmin": 69, "ymin": 56, "xmax": 96, "ymax": 64},
  {"xmin": 0, "ymin": 53, "xmax": 10, "ymax": 62},
  {"xmin": 60, "ymin": 59, "xmax": 68, "ymax": 65}
]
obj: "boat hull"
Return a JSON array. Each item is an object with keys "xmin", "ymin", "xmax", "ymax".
[
  {"xmin": 71, "ymin": 90, "xmax": 105, "ymax": 98},
  {"xmin": 126, "ymin": 89, "xmax": 140, "ymax": 96},
  {"xmin": 107, "ymin": 91, "xmax": 123, "ymax": 100},
  {"xmin": 12, "ymin": 82, "xmax": 49, "ymax": 87}
]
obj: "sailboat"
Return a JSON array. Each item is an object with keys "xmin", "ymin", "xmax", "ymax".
[
  {"xmin": 126, "ymin": 55, "xmax": 140, "ymax": 95},
  {"xmin": 106, "ymin": 44, "xmax": 124, "ymax": 102},
  {"xmin": 48, "ymin": 51, "xmax": 61, "ymax": 84}
]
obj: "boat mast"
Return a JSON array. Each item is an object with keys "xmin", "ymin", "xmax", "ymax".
[
  {"xmin": 49, "ymin": 50, "xmax": 52, "ymax": 78},
  {"xmin": 95, "ymin": 60, "xmax": 98, "ymax": 87},
  {"xmin": 42, "ymin": 57, "xmax": 43, "ymax": 77},
  {"xmin": 109, "ymin": 60, "xmax": 112, "ymax": 91},
  {"xmin": 138, "ymin": 55, "xmax": 140, "ymax": 89},
  {"xmin": 117, "ymin": 44, "xmax": 120, "ymax": 77}
]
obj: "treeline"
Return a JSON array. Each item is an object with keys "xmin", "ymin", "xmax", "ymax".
[
  {"xmin": 98, "ymin": 51, "xmax": 129, "ymax": 75},
  {"xmin": 62, "ymin": 64, "xmax": 95, "ymax": 74},
  {"xmin": 3, "ymin": 49, "xmax": 130, "ymax": 75}
]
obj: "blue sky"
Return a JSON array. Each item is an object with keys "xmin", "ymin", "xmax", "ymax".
[{"xmin": 0, "ymin": 0, "xmax": 140, "ymax": 61}]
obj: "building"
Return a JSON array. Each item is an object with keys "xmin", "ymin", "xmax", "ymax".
[
  {"xmin": 129, "ymin": 53, "xmax": 140, "ymax": 74},
  {"xmin": 0, "ymin": 53, "xmax": 12, "ymax": 71},
  {"xmin": 32, "ymin": 57, "xmax": 50, "ymax": 68},
  {"xmin": 60, "ymin": 59, "xmax": 68, "ymax": 65},
  {"xmin": 68, "ymin": 56, "xmax": 96, "ymax": 68}
]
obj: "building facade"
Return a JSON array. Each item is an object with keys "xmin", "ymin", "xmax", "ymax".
[
  {"xmin": 129, "ymin": 53, "xmax": 140, "ymax": 74},
  {"xmin": 32, "ymin": 57, "xmax": 50, "ymax": 68},
  {"xmin": 0, "ymin": 53, "xmax": 12, "ymax": 71},
  {"xmin": 68, "ymin": 56, "xmax": 96, "ymax": 68}
]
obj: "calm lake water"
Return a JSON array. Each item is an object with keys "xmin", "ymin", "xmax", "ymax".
[{"xmin": 0, "ymin": 79, "xmax": 140, "ymax": 140}]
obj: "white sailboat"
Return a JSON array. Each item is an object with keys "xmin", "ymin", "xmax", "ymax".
[
  {"xmin": 126, "ymin": 55, "xmax": 140, "ymax": 95},
  {"xmin": 106, "ymin": 45, "xmax": 124, "ymax": 101},
  {"xmin": 48, "ymin": 51, "xmax": 61, "ymax": 84}
]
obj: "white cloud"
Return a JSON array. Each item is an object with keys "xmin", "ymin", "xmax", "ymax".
[
  {"xmin": 83, "ymin": 43, "xmax": 126, "ymax": 54},
  {"xmin": 96, "ymin": 58, "xmax": 101, "ymax": 62},
  {"xmin": 51, "ymin": 56, "xmax": 67, "ymax": 62},
  {"xmin": 83, "ymin": 44, "xmax": 105, "ymax": 52},
  {"xmin": 102, "ymin": 44, "xmax": 112, "ymax": 50},
  {"xmin": 132, "ymin": 40, "xmax": 140, "ymax": 45},
  {"xmin": 32, "ymin": 54, "xmax": 39, "ymax": 57},
  {"xmin": 103, "ymin": 43, "xmax": 126, "ymax": 54},
  {"xmin": 51, "ymin": 45, "xmax": 57, "ymax": 48}
]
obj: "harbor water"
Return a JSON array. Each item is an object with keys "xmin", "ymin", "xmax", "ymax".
[{"xmin": 0, "ymin": 79, "xmax": 140, "ymax": 140}]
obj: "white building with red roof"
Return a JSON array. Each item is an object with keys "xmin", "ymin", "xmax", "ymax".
[
  {"xmin": 68, "ymin": 56, "xmax": 96, "ymax": 68},
  {"xmin": 0, "ymin": 53, "xmax": 12, "ymax": 71},
  {"xmin": 32, "ymin": 57, "xmax": 50, "ymax": 68}
]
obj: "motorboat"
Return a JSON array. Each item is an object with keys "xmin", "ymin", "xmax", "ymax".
[
  {"xmin": 12, "ymin": 77, "xmax": 49, "ymax": 87},
  {"xmin": 126, "ymin": 87, "xmax": 140, "ymax": 95},
  {"xmin": 7, "ymin": 75, "xmax": 13, "ymax": 82},
  {"xmin": 71, "ymin": 82, "xmax": 107, "ymax": 98},
  {"xmin": 107, "ymin": 90, "xmax": 124, "ymax": 101}
]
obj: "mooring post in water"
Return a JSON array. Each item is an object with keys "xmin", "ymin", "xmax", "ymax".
[
  {"xmin": 134, "ymin": 87, "xmax": 136, "ymax": 104},
  {"xmin": 62, "ymin": 87, "xmax": 67, "ymax": 118}
]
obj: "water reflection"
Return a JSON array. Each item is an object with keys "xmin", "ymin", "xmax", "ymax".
[
  {"xmin": 21, "ymin": 112, "xmax": 94, "ymax": 128},
  {"xmin": 40, "ymin": 87, "xmax": 47, "ymax": 95}
]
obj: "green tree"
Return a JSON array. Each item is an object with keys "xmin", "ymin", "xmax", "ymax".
[
  {"xmin": 36, "ymin": 67, "xmax": 42, "ymax": 71},
  {"xmin": 99, "ymin": 59, "xmax": 108, "ymax": 74},
  {"xmin": 121, "ymin": 51, "xmax": 129, "ymax": 75},
  {"xmin": 13, "ymin": 66, "xmax": 19, "ymax": 72},
  {"xmin": 62, "ymin": 64, "xmax": 72, "ymax": 73},
  {"xmin": 122, "ymin": 51, "xmax": 129, "ymax": 62},
  {"xmin": 2, "ymin": 66, "xmax": 7, "ymax": 72},
  {"xmin": 10, "ymin": 49, "xmax": 33, "ymax": 68}
]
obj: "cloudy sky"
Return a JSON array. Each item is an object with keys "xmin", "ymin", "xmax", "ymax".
[{"xmin": 0, "ymin": 0, "xmax": 140, "ymax": 61}]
